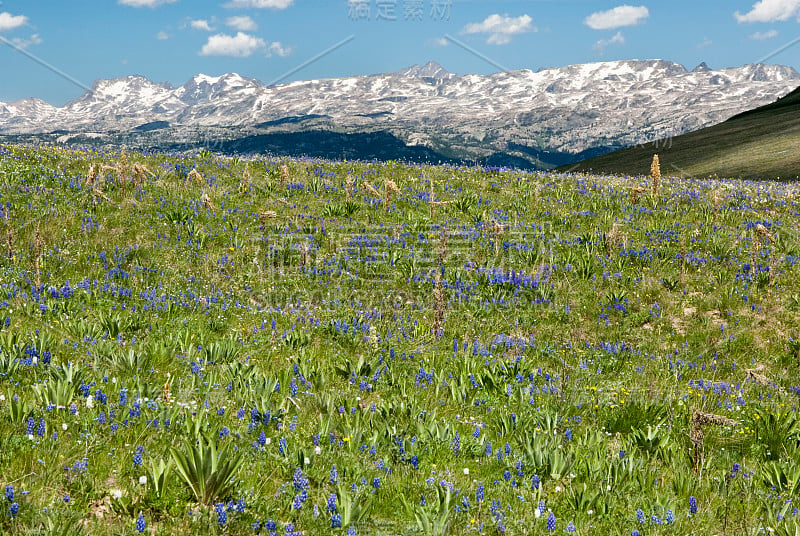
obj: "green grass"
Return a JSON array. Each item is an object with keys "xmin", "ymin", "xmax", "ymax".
[
  {"xmin": 562, "ymin": 85, "xmax": 800, "ymax": 180},
  {"xmin": 0, "ymin": 143, "xmax": 799, "ymax": 535}
]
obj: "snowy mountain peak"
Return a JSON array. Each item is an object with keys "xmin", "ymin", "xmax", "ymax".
[
  {"xmin": 692, "ymin": 62, "xmax": 711, "ymax": 73},
  {"xmin": 737, "ymin": 63, "xmax": 800, "ymax": 82},
  {"xmin": 176, "ymin": 72, "xmax": 262, "ymax": 105},
  {"xmin": 396, "ymin": 61, "xmax": 453, "ymax": 80}
]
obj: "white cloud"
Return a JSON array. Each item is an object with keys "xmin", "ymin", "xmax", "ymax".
[
  {"xmin": 118, "ymin": 0, "xmax": 177, "ymax": 7},
  {"xmin": 0, "ymin": 12, "xmax": 28, "ymax": 32},
  {"xmin": 584, "ymin": 5, "xmax": 649, "ymax": 30},
  {"xmin": 750, "ymin": 29, "xmax": 779, "ymax": 39},
  {"xmin": 735, "ymin": 0, "xmax": 800, "ymax": 22},
  {"xmin": 199, "ymin": 32, "xmax": 266, "ymax": 57},
  {"xmin": 267, "ymin": 41, "xmax": 291, "ymax": 57},
  {"xmin": 11, "ymin": 33, "xmax": 42, "ymax": 49},
  {"xmin": 593, "ymin": 31, "xmax": 625, "ymax": 53},
  {"xmin": 226, "ymin": 16, "xmax": 257, "ymax": 31},
  {"xmin": 697, "ymin": 37, "xmax": 712, "ymax": 49},
  {"xmin": 431, "ymin": 37, "xmax": 449, "ymax": 47},
  {"xmin": 223, "ymin": 0, "xmax": 293, "ymax": 9},
  {"xmin": 462, "ymin": 13, "xmax": 535, "ymax": 45},
  {"xmin": 190, "ymin": 19, "xmax": 214, "ymax": 31},
  {"xmin": 156, "ymin": 30, "xmax": 170, "ymax": 40}
]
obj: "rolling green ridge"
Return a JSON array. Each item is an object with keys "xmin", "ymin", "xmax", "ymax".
[{"xmin": 561, "ymin": 85, "xmax": 800, "ymax": 180}]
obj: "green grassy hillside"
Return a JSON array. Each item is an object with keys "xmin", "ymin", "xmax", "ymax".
[{"xmin": 562, "ymin": 86, "xmax": 800, "ymax": 180}]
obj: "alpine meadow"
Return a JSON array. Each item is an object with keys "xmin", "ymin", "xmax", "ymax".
[{"xmin": 0, "ymin": 145, "xmax": 799, "ymax": 535}]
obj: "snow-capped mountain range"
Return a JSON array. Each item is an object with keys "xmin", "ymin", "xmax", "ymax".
[{"xmin": 1, "ymin": 59, "xmax": 798, "ymax": 166}]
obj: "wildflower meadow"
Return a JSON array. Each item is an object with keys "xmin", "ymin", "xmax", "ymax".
[{"xmin": 0, "ymin": 143, "xmax": 798, "ymax": 535}]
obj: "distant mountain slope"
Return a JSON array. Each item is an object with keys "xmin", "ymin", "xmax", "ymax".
[
  {"xmin": 2, "ymin": 60, "xmax": 799, "ymax": 169},
  {"xmin": 560, "ymin": 85, "xmax": 800, "ymax": 180}
]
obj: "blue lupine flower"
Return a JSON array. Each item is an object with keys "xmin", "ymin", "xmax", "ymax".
[
  {"xmin": 4, "ymin": 485, "xmax": 12, "ymax": 501},
  {"xmin": 531, "ymin": 475, "xmax": 540, "ymax": 490},
  {"xmin": 546, "ymin": 512, "xmax": 556, "ymax": 531},
  {"xmin": 215, "ymin": 503, "xmax": 227, "ymax": 526},
  {"xmin": 372, "ymin": 477, "xmax": 381, "ymax": 490},
  {"xmin": 331, "ymin": 513, "xmax": 342, "ymax": 528},
  {"xmin": 293, "ymin": 468, "xmax": 309, "ymax": 491},
  {"xmin": 327, "ymin": 493, "xmax": 337, "ymax": 512},
  {"xmin": 9, "ymin": 502, "xmax": 19, "ymax": 517},
  {"xmin": 666, "ymin": 509, "xmax": 673, "ymax": 524},
  {"xmin": 476, "ymin": 482, "xmax": 484, "ymax": 503},
  {"xmin": 347, "ymin": 526, "xmax": 357, "ymax": 535},
  {"xmin": 689, "ymin": 496, "xmax": 697, "ymax": 515},
  {"xmin": 566, "ymin": 522, "xmax": 576, "ymax": 533},
  {"xmin": 452, "ymin": 431, "xmax": 460, "ymax": 454},
  {"xmin": 636, "ymin": 509, "xmax": 644, "ymax": 523},
  {"xmin": 136, "ymin": 512, "xmax": 145, "ymax": 532},
  {"xmin": 330, "ymin": 465, "xmax": 338, "ymax": 484}
]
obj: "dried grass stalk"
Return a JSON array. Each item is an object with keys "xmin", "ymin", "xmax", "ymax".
[
  {"xmin": 384, "ymin": 178, "xmax": 399, "ymax": 211},
  {"xmin": 345, "ymin": 175, "xmax": 354, "ymax": 200},
  {"xmin": 240, "ymin": 165, "xmax": 252, "ymax": 195},
  {"xmin": 118, "ymin": 146, "xmax": 130, "ymax": 190},
  {"xmin": 363, "ymin": 181, "xmax": 381, "ymax": 198},
  {"xmin": 751, "ymin": 232, "xmax": 760, "ymax": 275},
  {"xmin": 163, "ymin": 375, "xmax": 172, "ymax": 403},
  {"xmin": 754, "ymin": 223, "xmax": 775, "ymax": 243},
  {"xmin": 5, "ymin": 210, "xmax": 13, "ymax": 259},
  {"xmin": 87, "ymin": 163, "xmax": 100, "ymax": 187},
  {"xmin": 132, "ymin": 163, "xmax": 150, "ymax": 186},
  {"xmin": 33, "ymin": 221, "xmax": 43, "ymax": 287},
  {"xmin": 188, "ymin": 169, "xmax": 204, "ymax": 185},
  {"xmin": 690, "ymin": 410, "xmax": 738, "ymax": 474},
  {"xmin": 712, "ymin": 190, "xmax": 723, "ymax": 223},
  {"xmin": 650, "ymin": 154, "xmax": 661, "ymax": 195},
  {"xmin": 432, "ymin": 269, "xmax": 445, "ymax": 338},
  {"xmin": 429, "ymin": 177, "xmax": 436, "ymax": 219},
  {"xmin": 280, "ymin": 163, "xmax": 290, "ymax": 187},
  {"xmin": 259, "ymin": 211, "xmax": 277, "ymax": 224},
  {"xmin": 630, "ymin": 186, "xmax": 647, "ymax": 204},
  {"xmin": 202, "ymin": 191, "xmax": 215, "ymax": 211},
  {"xmin": 605, "ymin": 223, "xmax": 626, "ymax": 254}
]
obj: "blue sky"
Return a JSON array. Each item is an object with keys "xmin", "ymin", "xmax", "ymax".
[{"xmin": 1, "ymin": 0, "xmax": 800, "ymax": 105}]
